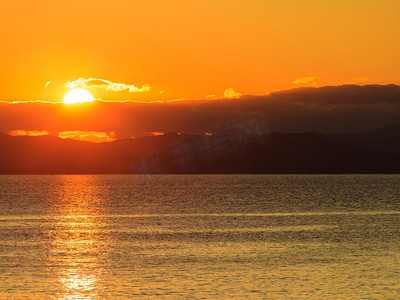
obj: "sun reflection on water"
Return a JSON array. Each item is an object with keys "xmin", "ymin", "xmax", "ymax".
[{"xmin": 48, "ymin": 175, "xmax": 110, "ymax": 300}]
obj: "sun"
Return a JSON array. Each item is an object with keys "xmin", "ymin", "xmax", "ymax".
[{"xmin": 64, "ymin": 89, "xmax": 94, "ymax": 104}]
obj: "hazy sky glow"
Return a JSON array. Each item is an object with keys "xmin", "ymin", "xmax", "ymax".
[{"xmin": 1, "ymin": 0, "xmax": 399, "ymax": 102}]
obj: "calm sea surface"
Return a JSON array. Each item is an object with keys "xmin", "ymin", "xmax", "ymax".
[{"xmin": 0, "ymin": 175, "xmax": 399, "ymax": 299}]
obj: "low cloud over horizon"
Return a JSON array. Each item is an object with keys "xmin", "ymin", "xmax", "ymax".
[
  {"xmin": 293, "ymin": 76, "xmax": 318, "ymax": 85},
  {"xmin": 1, "ymin": 84, "xmax": 400, "ymax": 139},
  {"xmin": 223, "ymin": 88, "xmax": 242, "ymax": 99},
  {"xmin": 66, "ymin": 78, "xmax": 151, "ymax": 93}
]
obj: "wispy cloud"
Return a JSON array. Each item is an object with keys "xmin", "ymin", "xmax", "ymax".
[
  {"xmin": 58, "ymin": 131, "xmax": 116, "ymax": 143},
  {"xmin": 66, "ymin": 78, "xmax": 151, "ymax": 93},
  {"xmin": 224, "ymin": 88, "xmax": 242, "ymax": 99},
  {"xmin": 9, "ymin": 130, "xmax": 49, "ymax": 136},
  {"xmin": 292, "ymin": 76, "xmax": 317, "ymax": 85},
  {"xmin": 144, "ymin": 131, "xmax": 165, "ymax": 136}
]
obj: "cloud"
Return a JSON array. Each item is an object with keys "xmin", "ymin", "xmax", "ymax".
[
  {"xmin": 2, "ymin": 85, "xmax": 400, "ymax": 137},
  {"xmin": 223, "ymin": 88, "xmax": 242, "ymax": 99},
  {"xmin": 292, "ymin": 76, "xmax": 317, "ymax": 85},
  {"xmin": 144, "ymin": 131, "xmax": 165, "ymax": 136},
  {"xmin": 9, "ymin": 130, "xmax": 49, "ymax": 136},
  {"xmin": 58, "ymin": 131, "xmax": 116, "ymax": 143},
  {"xmin": 66, "ymin": 78, "xmax": 151, "ymax": 93}
]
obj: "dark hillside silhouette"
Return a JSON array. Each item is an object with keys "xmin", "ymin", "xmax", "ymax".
[
  {"xmin": 327, "ymin": 123, "xmax": 400, "ymax": 156},
  {"xmin": 1, "ymin": 131, "xmax": 399, "ymax": 174}
]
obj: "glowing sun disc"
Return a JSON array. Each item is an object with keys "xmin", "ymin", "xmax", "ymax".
[{"xmin": 64, "ymin": 89, "xmax": 94, "ymax": 104}]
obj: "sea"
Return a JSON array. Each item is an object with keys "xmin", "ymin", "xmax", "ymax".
[{"xmin": 0, "ymin": 175, "xmax": 399, "ymax": 299}]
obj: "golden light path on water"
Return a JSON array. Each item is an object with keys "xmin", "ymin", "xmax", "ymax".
[
  {"xmin": 48, "ymin": 175, "xmax": 108, "ymax": 300},
  {"xmin": 1, "ymin": 175, "xmax": 399, "ymax": 299}
]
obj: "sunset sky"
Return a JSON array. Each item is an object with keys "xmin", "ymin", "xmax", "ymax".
[
  {"xmin": 2, "ymin": 3, "xmax": 400, "ymax": 299},
  {"xmin": 1, "ymin": 0, "xmax": 400, "ymax": 102}
]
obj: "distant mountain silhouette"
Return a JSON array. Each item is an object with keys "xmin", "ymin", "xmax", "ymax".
[
  {"xmin": 327, "ymin": 123, "xmax": 400, "ymax": 156},
  {"xmin": 1, "ymin": 130, "xmax": 400, "ymax": 174}
]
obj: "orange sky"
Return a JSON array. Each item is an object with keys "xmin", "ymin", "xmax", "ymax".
[{"xmin": 1, "ymin": 0, "xmax": 400, "ymax": 102}]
